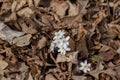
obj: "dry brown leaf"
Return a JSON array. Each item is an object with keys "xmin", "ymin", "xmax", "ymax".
[
  {"xmin": 12, "ymin": 34, "xmax": 32, "ymax": 47},
  {"xmin": 117, "ymin": 47, "xmax": 120, "ymax": 55},
  {"xmin": 34, "ymin": 0, "xmax": 41, "ymax": 7},
  {"xmin": 102, "ymin": 68, "xmax": 117, "ymax": 80},
  {"xmin": 99, "ymin": 44, "xmax": 117, "ymax": 62},
  {"xmin": 72, "ymin": 75, "xmax": 86, "ymax": 80},
  {"xmin": 56, "ymin": 51, "xmax": 78, "ymax": 64},
  {"xmin": 4, "ymin": 12, "xmax": 17, "ymax": 22},
  {"xmin": 28, "ymin": 72, "xmax": 33, "ymax": 80},
  {"xmin": 89, "ymin": 62, "xmax": 104, "ymax": 79},
  {"xmin": 37, "ymin": 36, "xmax": 47, "ymax": 49},
  {"xmin": 17, "ymin": 7, "xmax": 34, "ymax": 17},
  {"xmin": 50, "ymin": 1, "xmax": 69, "ymax": 17},
  {"xmin": 77, "ymin": 24, "xmax": 87, "ymax": 41},
  {"xmin": 0, "ymin": 22, "xmax": 25, "ymax": 44},
  {"xmin": 11, "ymin": 0, "xmax": 17, "ymax": 12},
  {"xmin": 18, "ymin": 63, "xmax": 29, "ymax": 80},
  {"xmin": 115, "ymin": 66, "xmax": 120, "ymax": 79},
  {"xmin": 0, "ymin": 60, "xmax": 8, "ymax": 70},
  {"xmin": 1, "ymin": 2, "xmax": 11, "ymax": 15},
  {"xmin": 76, "ymin": 37, "xmax": 89, "ymax": 57},
  {"xmin": 78, "ymin": 0, "xmax": 89, "ymax": 13},
  {"xmin": 27, "ymin": 0, "xmax": 34, "ymax": 7},
  {"xmin": 45, "ymin": 74, "xmax": 57, "ymax": 80},
  {"xmin": 19, "ymin": 21, "xmax": 37, "ymax": 34},
  {"xmin": 67, "ymin": 0, "xmax": 80, "ymax": 16},
  {"xmin": 16, "ymin": 0, "xmax": 27, "ymax": 11}
]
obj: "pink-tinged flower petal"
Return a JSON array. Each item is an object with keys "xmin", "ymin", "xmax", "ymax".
[
  {"xmin": 80, "ymin": 62, "xmax": 84, "ymax": 66},
  {"xmin": 79, "ymin": 67, "xmax": 84, "ymax": 70},
  {"xmin": 83, "ymin": 69, "xmax": 87, "ymax": 73}
]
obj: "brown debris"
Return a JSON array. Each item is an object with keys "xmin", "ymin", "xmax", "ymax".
[{"xmin": 0, "ymin": 0, "xmax": 119, "ymax": 80}]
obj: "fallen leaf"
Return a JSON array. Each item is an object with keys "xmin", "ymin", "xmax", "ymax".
[
  {"xmin": 102, "ymin": 68, "xmax": 117, "ymax": 80},
  {"xmin": 37, "ymin": 36, "xmax": 47, "ymax": 49},
  {"xmin": 16, "ymin": 0, "xmax": 27, "ymax": 11},
  {"xmin": 50, "ymin": 1, "xmax": 69, "ymax": 17},
  {"xmin": 34, "ymin": 0, "xmax": 41, "ymax": 7},
  {"xmin": 99, "ymin": 44, "xmax": 117, "ymax": 62},
  {"xmin": 12, "ymin": 34, "xmax": 32, "ymax": 47},
  {"xmin": 67, "ymin": 0, "xmax": 80, "ymax": 16},
  {"xmin": 0, "ymin": 60, "xmax": 8, "ymax": 70},
  {"xmin": 89, "ymin": 61, "xmax": 104, "ymax": 79},
  {"xmin": 19, "ymin": 63, "xmax": 29, "ymax": 80},
  {"xmin": 28, "ymin": 72, "xmax": 33, "ymax": 80},
  {"xmin": 72, "ymin": 75, "xmax": 86, "ymax": 80},
  {"xmin": 56, "ymin": 51, "xmax": 78, "ymax": 64},
  {"xmin": 17, "ymin": 7, "xmax": 34, "ymax": 17},
  {"xmin": 77, "ymin": 24, "xmax": 87, "ymax": 41},
  {"xmin": 0, "ymin": 21, "xmax": 25, "ymax": 44}
]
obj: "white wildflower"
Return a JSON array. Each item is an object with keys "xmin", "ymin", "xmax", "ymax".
[
  {"xmin": 53, "ymin": 30, "xmax": 65, "ymax": 40},
  {"xmin": 58, "ymin": 36, "xmax": 70, "ymax": 47},
  {"xmin": 50, "ymin": 30, "xmax": 71, "ymax": 54},
  {"xmin": 58, "ymin": 45, "xmax": 70, "ymax": 54},
  {"xmin": 79, "ymin": 60, "xmax": 91, "ymax": 73}
]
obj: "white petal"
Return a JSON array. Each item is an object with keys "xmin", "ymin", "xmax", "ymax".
[
  {"xmin": 87, "ymin": 68, "xmax": 90, "ymax": 71},
  {"xmin": 83, "ymin": 69, "xmax": 87, "ymax": 73},
  {"xmin": 80, "ymin": 62, "xmax": 84, "ymax": 66},
  {"xmin": 79, "ymin": 67, "xmax": 84, "ymax": 70},
  {"xmin": 66, "ymin": 36, "xmax": 70, "ymax": 40},
  {"xmin": 84, "ymin": 60, "xmax": 87, "ymax": 65},
  {"xmin": 88, "ymin": 63, "xmax": 91, "ymax": 67}
]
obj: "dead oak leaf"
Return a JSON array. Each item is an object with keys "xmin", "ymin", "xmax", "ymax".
[
  {"xmin": 12, "ymin": 34, "xmax": 32, "ymax": 47},
  {"xmin": 88, "ymin": 61, "xmax": 104, "ymax": 79}
]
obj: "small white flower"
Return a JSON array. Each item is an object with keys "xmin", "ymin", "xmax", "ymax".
[
  {"xmin": 58, "ymin": 36, "xmax": 70, "ymax": 47},
  {"xmin": 50, "ymin": 30, "xmax": 71, "ymax": 54},
  {"xmin": 79, "ymin": 60, "xmax": 91, "ymax": 73},
  {"xmin": 58, "ymin": 45, "xmax": 70, "ymax": 54},
  {"xmin": 53, "ymin": 30, "xmax": 65, "ymax": 40}
]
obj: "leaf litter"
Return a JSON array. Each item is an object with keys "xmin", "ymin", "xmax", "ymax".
[{"xmin": 0, "ymin": 0, "xmax": 120, "ymax": 80}]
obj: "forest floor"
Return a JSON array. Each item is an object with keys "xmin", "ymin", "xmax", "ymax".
[{"xmin": 0, "ymin": 0, "xmax": 120, "ymax": 80}]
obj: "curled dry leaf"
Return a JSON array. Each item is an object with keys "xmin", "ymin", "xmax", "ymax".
[
  {"xmin": 56, "ymin": 51, "xmax": 78, "ymax": 64},
  {"xmin": 12, "ymin": 34, "xmax": 32, "ymax": 47},
  {"xmin": 0, "ymin": 60, "xmax": 8, "ymax": 70},
  {"xmin": 0, "ymin": 22, "xmax": 25, "ymax": 44},
  {"xmin": 17, "ymin": 7, "xmax": 34, "ymax": 17},
  {"xmin": 37, "ymin": 36, "xmax": 47, "ymax": 49}
]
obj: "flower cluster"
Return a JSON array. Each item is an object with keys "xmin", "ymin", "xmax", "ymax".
[
  {"xmin": 79, "ymin": 60, "xmax": 91, "ymax": 73},
  {"xmin": 50, "ymin": 30, "xmax": 71, "ymax": 54}
]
